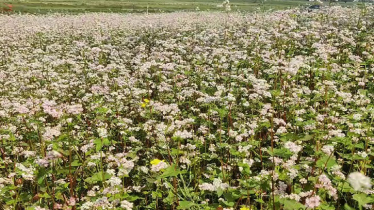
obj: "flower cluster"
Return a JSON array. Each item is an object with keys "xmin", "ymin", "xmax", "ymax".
[{"xmin": 0, "ymin": 6, "xmax": 374, "ymax": 210}]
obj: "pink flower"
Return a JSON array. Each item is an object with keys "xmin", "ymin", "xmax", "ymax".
[
  {"xmin": 66, "ymin": 104, "xmax": 83, "ymax": 114},
  {"xmin": 15, "ymin": 105, "xmax": 30, "ymax": 114},
  {"xmin": 305, "ymin": 195, "xmax": 321, "ymax": 209},
  {"xmin": 68, "ymin": 197, "xmax": 76, "ymax": 206},
  {"xmin": 53, "ymin": 203, "xmax": 63, "ymax": 209},
  {"xmin": 35, "ymin": 158, "xmax": 49, "ymax": 167}
]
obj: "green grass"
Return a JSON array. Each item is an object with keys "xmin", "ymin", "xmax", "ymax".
[{"xmin": 0, "ymin": 0, "xmax": 355, "ymax": 14}]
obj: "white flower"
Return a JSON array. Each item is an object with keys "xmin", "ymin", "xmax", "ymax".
[
  {"xmin": 43, "ymin": 126, "xmax": 61, "ymax": 141},
  {"xmin": 243, "ymin": 159, "xmax": 254, "ymax": 167},
  {"xmin": 300, "ymin": 178, "xmax": 307, "ymax": 184},
  {"xmin": 46, "ymin": 150, "xmax": 63, "ymax": 160},
  {"xmin": 173, "ymin": 130, "xmax": 193, "ymax": 139},
  {"xmin": 213, "ymin": 178, "xmax": 229, "ymax": 191},
  {"xmin": 15, "ymin": 163, "xmax": 35, "ymax": 181},
  {"xmin": 21, "ymin": 151, "xmax": 36, "ymax": 158},
  {"xmin": 347, "ymin": 172, "xmax": 372, "ymax": 191},
  {"xmin": 284, "ymin": 141, "xmax": 302, "ymax": 154},
  {"xmin": 106, "ymin": 176, "xmax": 122, "ymax": 187},
  {"xmin": 199, "ymin": 183, "xmax": 215, "ymax": 191},
  {"xmin": 199, "ymin": 178, "xmax": 229, "ymax": 192},
  {"xmin": 120, "ymin": 200, "xmax": 133, "ymax": 210},
  {"xmin": 35, "ymin": 158, "xmax": 49, "ymax": 167},
  {"xmin": 106, "ymin": 169, "xmax": 116, "ymax": 176},
  {"xmin": 276, "ymin": 126, "xmax": 287, "ymax": 134},
  {"xmin": 140, "ymin": 166, "xmax": 149, "ymax": 174},
  {"xmin": 353, "ymin": 114, "xmax": 362, "ymax": 121},
  {"xmin": 321, "ymin": 145, "xmax": 334, "ymax": 155},
  {"xmin": 357, "ymin": 151, "xmax": 368, "ymax": 158},
  {"xmin": 151, "ymin": 161, "xmax": 168, "ymax": 172},
  {"xmin": 97, "ymin": 128, "xmax": 108, "ymax": 138},
  {"xmin": 81, "ymin": 201, "xmax": 94, "ymax": 210}
]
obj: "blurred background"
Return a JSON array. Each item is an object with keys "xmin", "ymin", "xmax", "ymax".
[{"xmin": 0, "ymin": 0, "xmax": 365, "ymax": 14}]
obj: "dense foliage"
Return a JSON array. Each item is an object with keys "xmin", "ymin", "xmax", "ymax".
[{"xmin": 0, "ymin": 6, "xmax": 374, "ymax": 210}]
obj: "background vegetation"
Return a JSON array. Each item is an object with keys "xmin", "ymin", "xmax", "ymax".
[{"xmin": 0, "ymin": 0, "xmax": 356, "ymax": 14}]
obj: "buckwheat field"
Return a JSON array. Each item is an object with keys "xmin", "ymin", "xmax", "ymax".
[{"xmin": 0, "ymin": 5, "xmax": 374, "ymax": 210}]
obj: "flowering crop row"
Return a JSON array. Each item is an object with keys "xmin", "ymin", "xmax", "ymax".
[{"xmin": 0, "ymin": 6, "xmax": 374, "ymax": 210}]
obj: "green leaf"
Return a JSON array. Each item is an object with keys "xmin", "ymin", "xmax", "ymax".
[
  {"xmin": 223, "ymin": 191, "xmax": 241, "ymax": 202},
  {"xmin": 279, "ymin": 198, "xmax": 305, "ymax": 210},
  {"xmin": 163, "ymin": 191, "xmax": 175, "ymax": 205},
  {"xmin": 217, "ymin": 188, "xmax": 223, "ymax": 197},
  {"xmin": 40, "ymin": 192, "xmax": 51, "ymax": 198},
  {"xmin": 270, "ymin": 90, "xmax": 281, "ymax": 97},
  {"xmin": 9, "ymin": 133, "xmax": 16, "ymax": 141},
  {"xmin": 85, "ymin": 172, "xmax": 111, "ymax": 184},
  {"xmin": 37, "ymin": 168, "xmax": 47, "ymax": 185},
  {"xmin": 55, "ymin": 192, "xmax": 63, "ymax": 200},
  {"xmin": 102, "ymin": 138, "xmax": 110, "ymax": 146},
  {"xmin": 71, "ymin": 160, "xmax": 82, "ymax": 167},
  {"xmin": 56, "ymin": 169, "xmax": 70, "ymax": 175},
  {"xmin": 358, "ymin": 89, "xmax": 367, "ymax": 96},
  {"xmin": 344, "ymin": 204, "xmax": 355, "ymax": 210},
  {"xmin": 171, "ymin": 148, "xmax": 184, "ymax": 155},
  {"xmin": 316, "ymin": 155, "xmax": 337, "ymax": 170},
  {"xmin": 339, "ymin": 182, "xmax": 353, "ymax": 193},
  {"xmin": 300, "ymin": 134, "xmax": 313, "ymax": 141},
  {"xmin": 177, "ymin": 201, "xmax": 196, "ymax": 209},
  {"xmin": 354, "ymin": 142, "xmax": 365, "ymax": 149},
  {"xmin": 222, "ymin": 201, "xmax": 235, "ymax": 207},
  {"xmin": 280, "ymin": 133, "xmax": 298, "ymax": 142},
  {"xmin": 6, "ymin": 199, "xmax": 17, "ymax": 205},
  {"xmin": 94, "ymin": 138, "xmax": 103, "ymax": 151},
  {"xmin": 214, "ymin": 108, "xmax": 228, "ymax": 118},
  {"xmin": 353, "ymin": 193, "xmax": 374, "ymax": 206},
  {"xmin": 271, "ymin": 148, "xmax": 293, "ymax": 158},
  {"xmin": 237, "ymin": 162, "xmax": 251, "ymax": 175},
  {"xmin": 96, "ymin": 107, "xmax": 110, "ymax": 114},
  {"xmin": 152, "ymin": 191, "xmax": 162, "ymax": 199},
  {"xmin": 319, "ymin": 204, "xmax": 335, "ymax": 210},
  {"xmin": 160, "ymin": 165, "xmax": 184, "ymax": 178}
]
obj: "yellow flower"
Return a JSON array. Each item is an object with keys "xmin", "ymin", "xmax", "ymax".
[
  {"xmin": 150, "ymin": 159, "xmax": 164, "ymax": 165},
  {"xmin": 240, "ymin": 207, "xmax": 250, "ymax": 210},
  {"xmin": 141, "ymin": 99, "xmax": 150, "ymax": 108}
]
